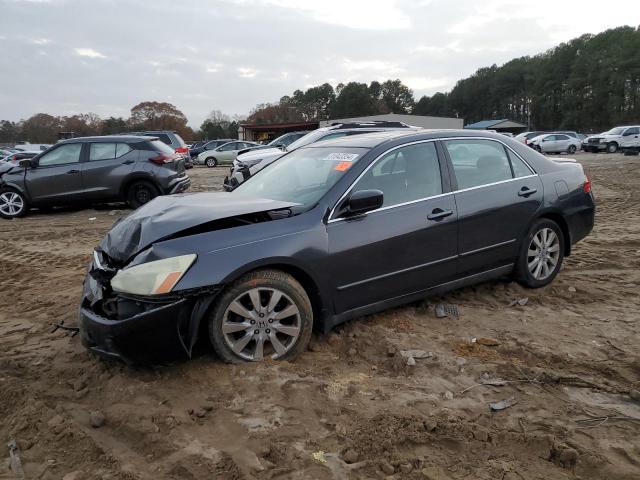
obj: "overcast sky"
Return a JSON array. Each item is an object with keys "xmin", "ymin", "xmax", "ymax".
[{"xmin": 1, "ymin": 0, "xmax": 638, "ymax": 127}]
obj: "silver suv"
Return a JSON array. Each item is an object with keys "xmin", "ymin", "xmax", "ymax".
[{"xmin": 223, "ymin": 121, "xmax": 418, "ymax": 190}]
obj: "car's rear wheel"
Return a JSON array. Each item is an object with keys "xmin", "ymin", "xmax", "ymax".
[
  {"xmin": 205, "ymin": 157, "xmax": 217, "ymax": 168},
  {"xmin": 208, "ymin": 270, "xmax": 313, "ymax": 363},
  {"xmin": 127, "ymin": 181, "xmax": 159, "ymax": 209},
  {"xmin": 0, "ymin": 188, "xmax": 27, "ymax": 219},
  {"xmin": 606, "ymin": 142, "xmax": 618, "ymax": 153},
  {"xmin": 568, "ymin": 144, "xmax": 577, "ymax": 154},
  {"xmin": 516, "ymin": 218, "xmax": 564, "ymax": 288}
]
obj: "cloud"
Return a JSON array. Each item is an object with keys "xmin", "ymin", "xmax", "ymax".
[
  {"xmin": 237, "ymin": 67, "xmax": 258, "ymax": 78},
  {"xmin": 74, "ymin": 48, "xmax": 106, "ymax": 59},
  {"xmin": 31, "ymin": 38, "xmax": 51, "ymax": 45}
]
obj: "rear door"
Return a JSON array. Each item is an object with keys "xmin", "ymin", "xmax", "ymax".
[
  {"xmin": 555, "ymin": 134, "xmax": 571, "ymax": 151},
  {"xmin": 81, "ymin": 142, "xmax": 137, "ymax": 200},
  {"xmin": 327, "ymin": 141, "xmax": 458, "ymax": 313},
  {"xmin": 442, "ymin": 138, "xmax": 542, "ymax": 276},
  {"xmin": 26, "ymin": 143, "xmax": 85, "ymax": 203}
]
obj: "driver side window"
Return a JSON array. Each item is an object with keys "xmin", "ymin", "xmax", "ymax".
[{"xmin": 38, "ymin": 143, "xmax": 82, "ymax": 167}]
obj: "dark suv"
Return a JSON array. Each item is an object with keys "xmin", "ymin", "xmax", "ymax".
[{"xmin": 0, "ymin": 135, "xmax": 190, "ymax": 219}]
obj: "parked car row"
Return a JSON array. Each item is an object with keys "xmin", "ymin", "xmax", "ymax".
[{"xmin": 223, "ymin": 121, "xmax": 419, "ymax": 190}]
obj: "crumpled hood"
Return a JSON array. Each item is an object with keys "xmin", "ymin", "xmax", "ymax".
[
  {"xmin": 0, "ymin": 162, "xmax": 18, "ymax": 177},
  {"xmin": 99, "ymin": 192, "xmax": 298, "ymax": 263}
]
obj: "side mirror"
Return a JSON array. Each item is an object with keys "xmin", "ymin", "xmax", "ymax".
[
  {"xmin": 19, "ymin": 159, "xmax": 34, "ymax": 168},
  {"xmin": 342, "ymin": 189, "xmax": 383, "ymax": 216}
]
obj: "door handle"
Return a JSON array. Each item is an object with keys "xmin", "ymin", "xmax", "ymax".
[
  {"xmin": 518, "ymin": 187, "xmax": 537, "ymax": 197},
  {"xmin": 122, "ymin": 160, "xmax": 134, "ymax": 165},
  {"xmin": 66, "ymin": 169, "xmax": 80, "ymax": 174},
  {"xmin": 427, "ymin": 208, "xmax": 453, "ymax": 221}
]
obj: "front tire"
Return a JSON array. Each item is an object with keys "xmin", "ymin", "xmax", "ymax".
[
  {"xmin": 606, "ymin": 142, "xmax": 618, "ymax": 153},
  {"xmin": 127, "ymin": 181, "xmax": 159, "ymax": 209},
  {"xmin": 0, "ymin": 188, "xmax": 28, "ymax": 219},
  {"xmin": 205, "ymin": 157, "xmax": 217, "ymax": 168},
  {"xmin": 516, "ymin": 219, "xmax": 564, "ymax": 288},
  {"xmin": 208, "ymin": 270, "xmax": 313, "ymax": 363}
]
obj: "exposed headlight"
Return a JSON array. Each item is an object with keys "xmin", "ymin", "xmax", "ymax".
[{"xmin": 111, "ymin": 254, "xmax": 197, "ymax": 296}]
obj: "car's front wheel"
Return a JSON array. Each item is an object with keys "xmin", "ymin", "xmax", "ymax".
[
  {"xmin": 205, "ymin": 157, "xmax": 217, "ymax": 168},
  {"xmin": 0, "ymin": 188, "xmax": 28, "ymax": 219},
  {"xmin": 208, "ymin": 270, "xmax": 313, "ymax": 363},
  {"xmin": 127, "ymin": 181, "xmax": 159, "ymax": 209},
  {"xmin": 516, "ymin": 218, "xmax": 564, "ymax": 288}
]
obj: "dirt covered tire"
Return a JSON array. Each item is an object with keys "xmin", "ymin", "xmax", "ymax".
[
  {"xmin": 516, "ymin": 218, "xmax": 564, "ymax": 288},
  {"xmin": 205, "ymin": 157, "xmax": 217, "ymax": 167},
  {"xmin": 208, "ymin": 269, "xmax": 313, "ymax": 363},
  {"xmin": 0, "ymin": 188, "xmax": 28, "ymax": 219},
  {"xmin": 127, "ymin": 181, "xmax": 159, "ymax": 209}
]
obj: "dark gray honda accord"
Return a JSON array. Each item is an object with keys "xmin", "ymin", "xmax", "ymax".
[{"xmin": 79, "ymin": 130, "xmax": 595, "ymax": 364}]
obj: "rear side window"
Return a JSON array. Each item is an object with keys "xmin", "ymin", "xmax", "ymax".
[
  {"xmin": 353, "ymin": 142, "xmax": 442, "ymax": 208},
  {"xmin": 505, "ymin": 150, "xmax": 533, "ymax": 178},
  {"xmin": 445, "ymin": 139, "xmax": 513, "ymax": 190},
  {"xmin": 89, "ymin": 143, "xmax": 132, "ymax": 161},
  {"xmin": 148, "ymin": 140, "xmax": 175, "ymax": 154},
  {"xmin": 220, "ymin": 142, "xmax": 238, "ymax": 151}
]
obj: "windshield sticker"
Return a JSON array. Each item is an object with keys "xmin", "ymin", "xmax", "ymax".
[
  {"xmin": 323, "ymin": 152, "xmax": 359, "ymax": 162},
  {"xmin": 334, "ymin": 161, "xmax": 352, "ymax": 172}
]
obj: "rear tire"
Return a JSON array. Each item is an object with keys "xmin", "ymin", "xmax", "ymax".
[
  {"xmin": 568, "ymin": 144, "xmax": 577, "ymax": 154},
  {"xmin": 127, "ymin": 181, "xmax": 159, "ymax": 209},
  {"xmin": 205, "ymin": 157, "xmax": 217, "ymax": 168},
  {"xmin": 516, "ymin": 218, "xmax": 564, "ymax": 288},
  {"xmin": 208, "ymin": 269, "xmax": 313, "ymax": 364},
  {"xmin": 0, "ymin": 188, "xmax": 28, "ymax": 219}
]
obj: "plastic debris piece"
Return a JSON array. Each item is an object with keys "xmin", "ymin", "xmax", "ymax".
[
  {"xmin": 476, "ymin": 338, "xmax": 500, "ymax": 347},
  {"xmin": 435, "ymin": 303, "xmax": 459, "ymax": 318},
  {"xmin": 490, "ymin": 397, "xmax": 518, "ymax": 411},
  {"xmin": 312, "ymin": 450, "xmax": 327, "ymax": 464},
  {"xmin": 509, "ymin": 298, "xmax": 529, "ymax": 307},
  {"xmin": 8, "ymin": 439, "xmax": 25, "ymax": 478},
  {"xmin": 399, "ymin": 350, "xmax": 432, "ymax": 359}
]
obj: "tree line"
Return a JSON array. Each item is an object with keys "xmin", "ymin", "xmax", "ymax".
[{"xmin": 2, "ymin": 25, "xmax": 637, "ymax": 143}]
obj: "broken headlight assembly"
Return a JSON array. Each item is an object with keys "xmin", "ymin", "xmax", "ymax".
[{"xmin": 110, "ymin": 254, "xmax": 197, "ymax": 296}]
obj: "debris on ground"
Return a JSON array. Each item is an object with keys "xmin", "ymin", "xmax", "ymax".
[
  {"xmin": 7, "ymin": 439, "xmax": 25, "ymax": 478},
  {"xmin": 88, "ymin": 217, "xmax": 97, "ymax": 221},
  {"xmin": 475, "ymin": 337, "xmax": 501, "ymax": 347},
  {"xmin": 490, "ymin": 397, "xmax": 518, "ymax": 411},
  {"xmin": 435, "ymin": 303, "xmax": 459, "ymax": 318},
  {"xmin": 89, "ymin": 410, "xmax": 106, "ymax": 428},
  {"xmin": 508, "ymin": 297, "xmax": 529, "ymax": 307},
  {"xmin": 399, "ymin": 349, "xmax": 433, "ymax": 359},
  {"xmin": 629, "ymin": 389, "xmax": 640, "ymax": 402},
  {"xmin": 312, "ymin": 451, "xmax": 327, "ymax": 464}
]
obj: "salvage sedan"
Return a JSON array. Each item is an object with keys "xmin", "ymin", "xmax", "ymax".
[{"xmin": 79, "ymin": 130, "xmax": 595, "ymax": 364}]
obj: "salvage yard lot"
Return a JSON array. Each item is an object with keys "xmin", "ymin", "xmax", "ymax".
[{"xmin": 1, "ymin": 153, "xmax": 639, "ymax": 479}]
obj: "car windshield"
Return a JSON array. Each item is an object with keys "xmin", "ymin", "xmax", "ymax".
[
  {"xmin": 233, "ymin": 146, "xmax": 368, "ymax": 210},
  {"xmin": 605, "ymin": 127, "xmax": 625, "ymax": 135},
  {"xmin": 285, "ymin": 130, "xmax": 331, "ymax": 151}
]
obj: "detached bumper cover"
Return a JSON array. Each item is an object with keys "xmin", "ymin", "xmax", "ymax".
[{"xmin": 168, "ymin": 174, "xmax": 191, "ymax": 194}]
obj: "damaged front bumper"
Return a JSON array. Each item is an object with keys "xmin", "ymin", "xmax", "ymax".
[{"xmin": 79, "ymin": 258, "xmax": 221, "ymax": 364}]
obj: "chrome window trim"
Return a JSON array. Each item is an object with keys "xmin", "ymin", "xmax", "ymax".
[
  {"xmin": 328, "ymin": 136, "xmax": 538, "ymax": 224},
  {"xmin": 327, "ymin": 139, "xmax": 442, "ymax": 223}
]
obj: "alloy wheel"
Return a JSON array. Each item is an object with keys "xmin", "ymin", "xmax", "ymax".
[
  {"xmin": 221, "ymin": 287, "xmax": 301, "ymax": 361},
  {"xmin": 206, "ymin": 158, "xmax": 216, "ymax": 167},
  {"xmin": 527, "ymin": 228, "xmax": 560, "ymax": 280},
  {"xmin": 0, "ymin": 192, "xmax": 24, "ymax": 216}
]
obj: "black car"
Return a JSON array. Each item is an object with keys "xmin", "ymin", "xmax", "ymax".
[
  {"xmin": 79, "ymin": 130, "xmax": 595, "ymax": 364},
  {"xmin": 0, "ymin": 135, "xmax": 190, "ymax": 219}
]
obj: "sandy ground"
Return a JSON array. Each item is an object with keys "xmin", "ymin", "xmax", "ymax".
[{"xmin": 1, "ymin": 152, "xmax": 639, "ymax": 480}]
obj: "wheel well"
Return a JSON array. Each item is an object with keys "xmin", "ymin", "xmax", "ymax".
[
  {"xmin": 538, "ymin": 212, "xmax": 571, "ymax": 256},
  {"xmin": 121, "ymin": 176, "xmax": 160, "ymax": 198},
  {"xmin": 238, "ymin": 264, "xmax": 325, "ymax": 331}
]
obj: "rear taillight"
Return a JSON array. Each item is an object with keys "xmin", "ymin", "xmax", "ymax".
[
  {"xmin": 175, "ymin": 147, "xmax": 189, "ymax": 155},
  {"xmin": 583, "ymin": 175, "xmax": 591, "ymax": 193},
  {"xmin": 150, "ymin": 153, "xmax": 178, "ymax": 165}
]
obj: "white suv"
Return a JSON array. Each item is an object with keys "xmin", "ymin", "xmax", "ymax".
[{"xmin": 583, "ymin": 126, "xmax": 640, "ymax": 153}]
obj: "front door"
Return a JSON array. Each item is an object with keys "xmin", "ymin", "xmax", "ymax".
[
  {"xmin": 81, "ymin": 142, "xmax": 137, "ymax": 200},
  {"xmin": 442, "ymin": 138, "xmax": 543, "ymax": 276},
  {"xmin": 621, "ymin": 127, "xmax": 640, "ymax": 148},
  {"xmin": 26, "ymin": 143, "xmax": 85, "ymax": 203},
  {"xmin": 327, "ymin": 141, "xmax": 458, "ymax": 313}
]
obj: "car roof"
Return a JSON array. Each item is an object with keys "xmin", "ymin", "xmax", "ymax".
[{"xmin": 58, "ymin": 135, "xmax": 153, "ymax": 143}]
